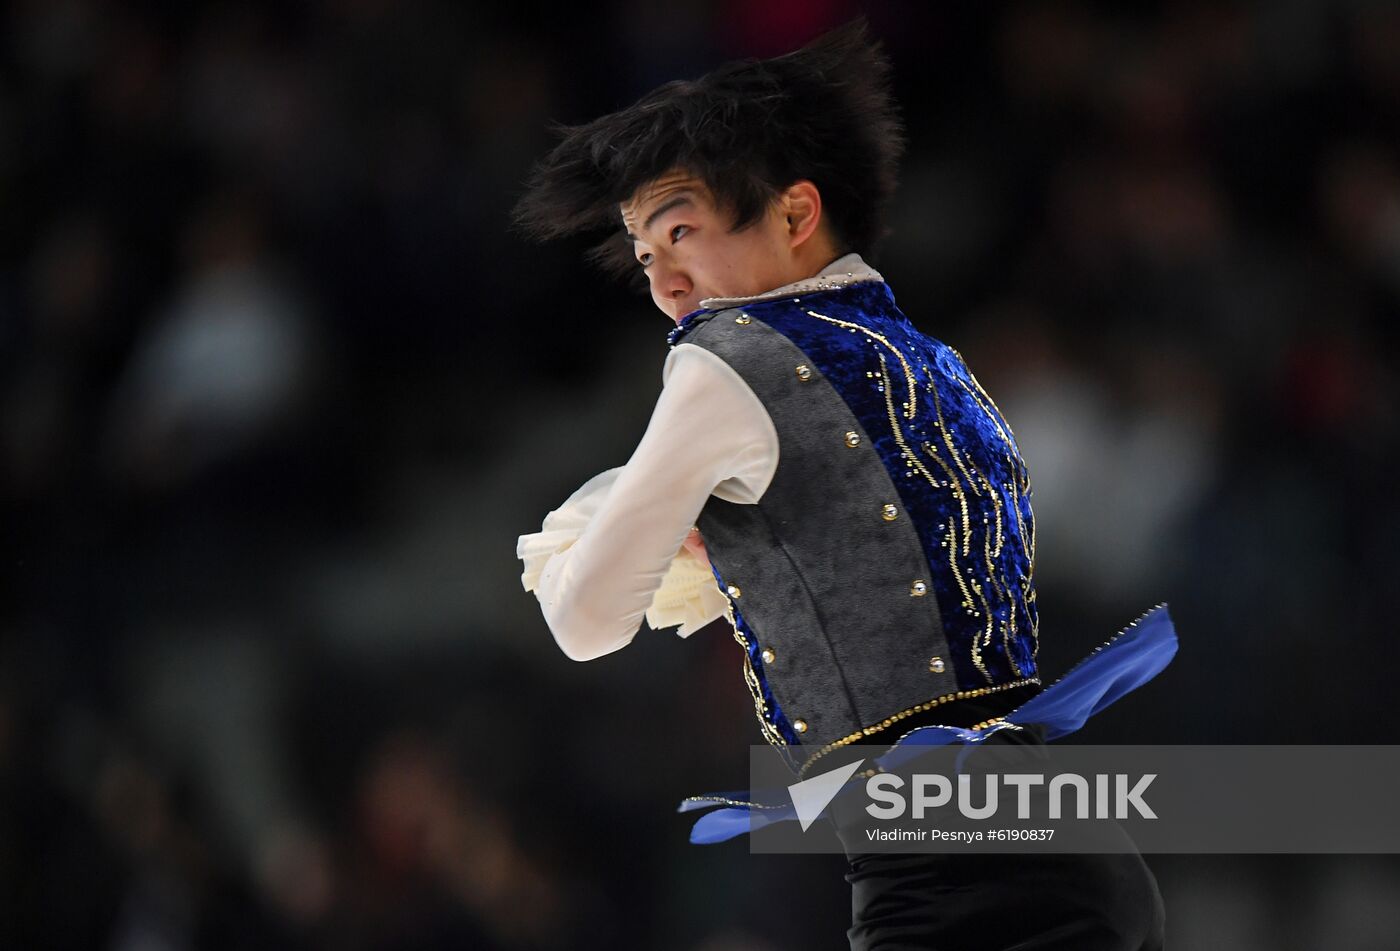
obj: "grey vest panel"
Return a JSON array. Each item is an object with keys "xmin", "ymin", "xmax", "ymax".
[{"xmin": 684, "ymin": 310, "xmax": 956, "ymax": 755}]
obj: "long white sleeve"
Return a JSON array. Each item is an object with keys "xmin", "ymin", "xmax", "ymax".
[{"xmin": 520, "ymin": 343, "xmax": 778, "ymax": 661}]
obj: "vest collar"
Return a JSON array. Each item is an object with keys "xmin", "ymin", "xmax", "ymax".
[
  {"xmin": 694, "ymin": 252, "xmax": 884, "ymax": 311},
  {"xmin": 669, "ymin": 253, "xmax": 885, "ymax": 346}
]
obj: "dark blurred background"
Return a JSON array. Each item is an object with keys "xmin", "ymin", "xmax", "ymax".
[{"xmin": 3, "ymin": 0, "xmax": 1400, "ymax": 948}]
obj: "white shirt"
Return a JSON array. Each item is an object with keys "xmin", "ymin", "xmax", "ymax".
[{"xmin": 517, "ymin": 253, "xmax": 885, "ymax": 661}]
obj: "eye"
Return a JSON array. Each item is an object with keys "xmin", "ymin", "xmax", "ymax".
[{"xmin": 636, "ymin": 224, "xmax": 687, "ymax": 268}]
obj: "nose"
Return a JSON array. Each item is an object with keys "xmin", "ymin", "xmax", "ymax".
[{"xmin": 649, "ymin": 260, "xmax": 693, "ymax": 313}]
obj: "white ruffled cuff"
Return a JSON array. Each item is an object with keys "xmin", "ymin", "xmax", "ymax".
[
  {"xmin": 517, "ymin": 468, "xmax": 621, "ymax": 593},
  {"xmin": 644, "ymin": 547, "xmax": 728, "ymax": 638},
  {"xmin": 517, "ymin": 467, "xmax": 725, "ymax": 638}
]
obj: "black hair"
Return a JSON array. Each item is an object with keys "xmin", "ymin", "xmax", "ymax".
[{"xmin": 511, "ymin": 17, "xmax": 905, "ymax": 284}]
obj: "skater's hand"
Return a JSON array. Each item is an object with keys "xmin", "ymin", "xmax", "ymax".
[{"xmin": 682, "ymin": 526, "xmax": 710, "ymax": 569}]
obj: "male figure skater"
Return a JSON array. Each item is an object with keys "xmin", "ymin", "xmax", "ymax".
[{"xmin": 514, "ymin": 20, "xmax": 1174, "ymax": 949}]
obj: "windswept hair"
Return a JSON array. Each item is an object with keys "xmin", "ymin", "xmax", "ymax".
[{"xmin": 511, "ymin": 18, "xmax": 905, "ymax": 284}]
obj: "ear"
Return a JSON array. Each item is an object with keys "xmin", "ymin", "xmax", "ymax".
[{"xmin": 781, "ymin": 180, "xmax": 824, "ymax": 249}]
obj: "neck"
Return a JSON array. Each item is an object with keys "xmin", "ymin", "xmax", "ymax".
[{"xmin": 789, "ymin": 234, "xmax": 843, "ymax": 284}]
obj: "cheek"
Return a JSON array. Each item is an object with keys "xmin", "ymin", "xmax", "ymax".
[
  {"xmin": 742, "ymin": 222, "xmax": 786, "ymax": 259},
  {"xmin": 717, "ymin": 232, "xmax": 784, "ymax": 286},
  {"xmin": 703, "ymin": 237, "xmax": 756, "ymax": 280}
]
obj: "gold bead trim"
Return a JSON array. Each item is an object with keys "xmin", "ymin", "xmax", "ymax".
[
  {"xmin": 735, "ymin": 313, "xmax": 752, "ymax": 325},
  {"xmin": 718, "ymin": 584, "xmax": 789, "ymax": 756},
  {"xmin": 851, "ymin": 714, "xmax": 1010, "ymax": 780},
  {"xmin": 882, "ymin": 503, "xmax": 898, "ymax": 521},
  {"xmin": 795, "ymin": 678, "xmax": 1041, "ymax": 777},
  {"xmin": 805, "ymin": 309, "xmax": 918, "ymax": 419},
  {"xmin": 795, "ymin": 364, "xmax": 813, "ymax": 381},
  {"xmin": 844, "ymin": 431, "xmax": 861, "ymax": 448},
  {"xmin": 678, "ymin": 794, "xmax": 790, "ymax": 810}
]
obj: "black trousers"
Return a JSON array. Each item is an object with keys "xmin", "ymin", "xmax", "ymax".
[
  {"xmin": 830, "ymin": 721, "xmax": 1165, "ymax": 950},
  {"xmin": 839, "ymin": 834, "xmax": 1166, "ymax": 950}
]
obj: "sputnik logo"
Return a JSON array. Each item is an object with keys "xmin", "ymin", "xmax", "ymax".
[{"xmin": 788, "ymin": 759, "xmax": 865, "ymax": 831}]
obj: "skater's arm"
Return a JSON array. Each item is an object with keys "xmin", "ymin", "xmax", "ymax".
[{"xmin": 533, "ymin": 344, "xmax": 776, "ymax": 661}]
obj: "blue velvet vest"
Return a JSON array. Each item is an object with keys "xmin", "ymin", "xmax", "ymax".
[{"xmin": 669, "ymin": 279, "xmax": 1041, "ymax": 777}]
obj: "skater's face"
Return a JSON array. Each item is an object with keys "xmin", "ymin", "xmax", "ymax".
[{"xmin": 621, "ymin": 170, "xmax": 835, "ymax": 323}]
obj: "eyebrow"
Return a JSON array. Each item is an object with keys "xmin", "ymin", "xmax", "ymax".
[{"xmin": 623, "ymin": 193, "xmax": 694, "ymax": 243}]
